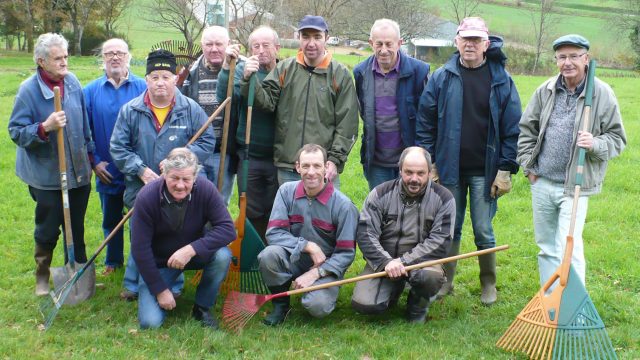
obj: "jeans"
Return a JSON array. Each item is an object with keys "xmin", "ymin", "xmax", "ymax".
[
  {"xmin": 99, "ymin": 192, "xmax": 125, "ymax": 267},
  {"xmin": 365, "ymin": 165, "xmax": 399, "ymax": 190},
  {"xmin": 443, "ymin": 176, "xmax": 497, "ymax": 250},
  {"xmin": 277, "ymin": 168, "xmax": 341, "ymax": 190},
  {"xmin": 210, "ymin": 152, "xmax": 235, "ymax": 206},
  {"xmin": 137, "ymin": 247, "xmax": 232, "ymax": 328},
  {"xmin": 531, "ymin": 177, "xmax": 588, "ymax": 287}
]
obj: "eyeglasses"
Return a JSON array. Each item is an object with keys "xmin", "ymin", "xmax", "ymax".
[
  {"xmin": 103, "ymin": 51, "xmax": 128, "ymax": 59},
  {"xmin": 555, "ymin": 53, "xmax": 587, "ymax": 63}
]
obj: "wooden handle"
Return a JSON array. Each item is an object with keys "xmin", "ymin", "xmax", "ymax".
[
  {"xmin": 217, "ymin": 58, "xmax": 236, "ymax": 191},
  {"xmin": 284, "ymin": 245, "xmax": 510, "ymax": 297},
  {"xmin": 189, "ymin": 97, "xmax": 230, "ymax": 144},
  {"xmin": 54, "ymin": 87, "xmax": 75, "ymax": 258}
]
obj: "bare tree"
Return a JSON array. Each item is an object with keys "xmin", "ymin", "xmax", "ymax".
[
  {"xmin": 143, "ymin": 0, "xmax": 212, "ymax": 51},
  {"xmin": 612, "ymin": 0, "xmax": 640, "ymax": 69},
  {"xmin": 98, "ymin": 0, "xmax": 132, "ymax": 38},
  {"xmin": 529, "ymin": 0, "xmax": 556, "ymax": 74},
  {"xmin": 63, "ymin": 0, "xmax": 101, "ymax": 55},
  {"xmin": 448, "ymin": 0, "xmax": 481, "ymax": 24},
  {"xmin": 228, "ymin": 0, "xmax": 279, "ymax": 50}
]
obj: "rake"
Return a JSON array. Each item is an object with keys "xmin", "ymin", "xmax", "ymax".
[
  {"xmin": 222, "ymin": 245, "xmax": 509, "ymax": 332},
  {"xmin": 496, "ymin": 60, "xmax": 617, "ymax": 359},
  {"xmin": 150, "ymin": 40, "xmax": 202, "ymax": 87}
]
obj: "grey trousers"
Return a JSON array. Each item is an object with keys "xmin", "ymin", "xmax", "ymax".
[
  {"xmin": 258, "ymin": 245, "xmax": 341, "ymax": 318},
  {"xmin": 351, "ymin": 262, "xmax": 445, "ymax": 314}
]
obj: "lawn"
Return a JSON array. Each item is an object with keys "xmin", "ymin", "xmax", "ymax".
[{"xmin": 0, "ymin": 49, "xmax": 638, "ymax": 359}]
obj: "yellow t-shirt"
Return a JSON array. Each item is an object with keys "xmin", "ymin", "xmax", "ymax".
[{"xmin": 151, "ymin": 103, "xmax": 171, "ymax": 127}]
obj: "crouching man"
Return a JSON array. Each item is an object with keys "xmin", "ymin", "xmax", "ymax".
[
  {"xmin": 351, "ymin": 147, "xmax": 456, "ymax": 323},
  {"xmin": 258, "ymin": 144, "xmax": 359, "ymax": 326},
  {"xmin": 131, "ymin": 148, "xmax": 235, "ymax": 329}
]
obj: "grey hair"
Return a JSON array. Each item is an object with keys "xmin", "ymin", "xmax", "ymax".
[
  {"xmin": 33, "ymin": 33, "xmax": 68, "ymax": 65},
  {"xmin": 369, "ymin": 19, "xmax": 401, "ymax": 40},
  {"xmin": 248, "ymin": 25, "xmax": 280, "ymax": 47},
  {"xmin": 162, "ymin": 147, "xmax": 202, "ymax": 176},
  {"xmin": 201, "ymin": 25, "xmax": 230, "ymax": 44},
  {"xmin": 101, "ymin": 38, "xmax": 131, "ymax": 69},
  {"xmin": 398, "ymin": 146, "xmax": 432, "ymax": 170}
]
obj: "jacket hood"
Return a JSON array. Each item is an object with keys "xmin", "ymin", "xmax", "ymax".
[{"xmin": 486, "ymin": 35, "xmax": 507, "ymax": 66}]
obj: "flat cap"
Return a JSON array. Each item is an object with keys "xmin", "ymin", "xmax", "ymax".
[{"xmin": 552, "ymin": 34, "xmax": 590, "ymax": 51}]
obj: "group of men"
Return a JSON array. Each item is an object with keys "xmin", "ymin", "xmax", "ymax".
[{"xmin": 9, "ymin": 13, "xmax": 625, "ymax": 330}]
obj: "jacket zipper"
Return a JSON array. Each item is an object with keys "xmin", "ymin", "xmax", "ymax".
[
  {"xmin": 301, "ymin": 71, "xmax": 313, "ymax": 148},
  {"xmin": 394, "ymin": 203, "xmax": 405, "ymax": 258}
]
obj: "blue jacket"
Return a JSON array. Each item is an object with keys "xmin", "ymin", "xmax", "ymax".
[
  {"xmin": 354, "ymin": 51, "xmax": 430, "ymax": 173},
  {"xmin": 416, "ymin": 36, "xmax": 521, "ymax": 199},
  {"xmin": 9, "ymin": 70, "xmax": 94, "ymax": 190},
  {"xmin": 84, "ymin": 72, "xmax": 146, "ymax": 195},
  {"xmin": 110, "ymin": 90, "xmax": 215, "ymax": 208}
]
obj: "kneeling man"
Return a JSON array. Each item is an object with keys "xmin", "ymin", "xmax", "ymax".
[
  {"xmin": 131, "ymin": 148, "xmax": 235, "ymax": 329},
  {"xmin": 258, "ymin": 144, "xmax": 358, "ymax": 326},
  {"xmin": 352, "ymin": 147, "xmax": 455, "ymax": 323}
]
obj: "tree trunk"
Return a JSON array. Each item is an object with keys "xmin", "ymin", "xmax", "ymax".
[{"xmin": 74, "ymin": 26, "xmax": 84, "ymax": 55}]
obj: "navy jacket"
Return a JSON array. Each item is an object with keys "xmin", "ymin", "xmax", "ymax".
[
  {"xmin": 354, "ymin": 51, "xmax": 430, "ymax": 174},
  {"xmin": 417, "ymin": 36, "xmax": 521, "ymax": 199}
]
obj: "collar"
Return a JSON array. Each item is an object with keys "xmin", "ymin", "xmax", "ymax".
[
  {"xmin": 38, "ymin": 67, "xmax": 64, "ymax": 94},
  {"xmin": 202, "ymin": 57, "xmax": 222, "ymax": 73},
  {"xmin": 399, "ymin": 180, "xmax": 428, "ymax": 202},
  {"xmin": 372, "ymin": 52, "xmax": 401, "ymax": 74},
  {"xmin": 144, "ymin": 91, "xmax": 176, "ymax": 109},
  {"xmin": 105, "ymin": 70, "xmax": 130, "ymax": 89},
  {"xmin": 557, "ymin": 74, "xmax": 586, "ymax": 95},
  {"xmin": 294, "ymin": 180, "xmax": 334, "ymax": 205},
  {"xmin": 459, "ymin": 57, "xmax": 487, "ymax": 69},
  {"xmin": 161, "ymin": 180, "xmax": 193, "ymax": 204},
  {"xmin": 296, "ymin": 50, "xmax": 332, "ymax": 70}
]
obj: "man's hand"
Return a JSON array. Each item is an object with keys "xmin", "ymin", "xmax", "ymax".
[
  {"xmin": 42, "ymin": 111, "xmax": 67, "ymax": 132},
  {"xmin": 325, "ymin": 161, "xmax": 338, "ymax": 182},
  {"xmin": 93, "ymin": 161, "xmax": 113, "ymax": 184},
  {"xmin": 304, "ymin": 241, "xmax": 326, "ymax": 267},
  {"xmin": 167, "ymin": 244, "xmax": 196, "ymax": 270},
  {"xmin": 490, "ymin": 170, "xmax": 512, "ymax": 198},
  {"xmin": 385, "ymin": 258, "xmax": 407, "ymax": 279},
  {"xmin": 243, "ymin": 56, "xmax": 260, "ymax": 80},
  {"xmin": 577, "ymin": 130, "xmax": 594, "ymax": 150},
  {"xmin": 293, "ymin": 268, "xmax": 320, "ymax": 289},
  {"xmin": 139, "ymin": 167, "xmax": 159, "ymax": 184},
  {"xmin": 430, "ymin": 163, "xmax": 439, "ymax": 183},
  {"xmin": 223, "ymin": 44, "xmax": 241, "ymax": 70},
  {"xmin": 156, "ymin": 289, "xmax": 176, "ymax": 310},
  {"xmin": 527, "ymin": 173, "xmax": 538, "ymax": 185}
]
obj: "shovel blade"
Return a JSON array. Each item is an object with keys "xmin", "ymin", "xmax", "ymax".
[{"xmin": 51, "ymin": 262, "xmax": 96, "ymax": 305}]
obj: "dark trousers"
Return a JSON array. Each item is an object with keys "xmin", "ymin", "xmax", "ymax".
[
  {"xmin": 237, "ymin": 155, "xmax": 278, "ymax": 241},
  {"xmin": 99, "ymin": 191, "xmax": 125, "ymax": 267},
  {"xmin": 28, "ymin": 184, "xmax": 91, "ymax": 263}
]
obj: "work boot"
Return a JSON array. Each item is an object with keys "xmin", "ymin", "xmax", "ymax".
[
  {"xmin": 263, "ymin": 285, "xmax": 291, "ymax": 326},
  {"xmin": 34, "ymin": 245, "xmax": 53, "ymax": 296},
  {"xmin": 405, "ymin": 289, "xmax": 431, "ymax": 323},
  {"xmin": 192, "ymin": 304, "xmax": 219, "ymax": 329},
  {"xmin": 479, "ymin": 252, "xmax": 497, "ymax": 305},
  {"xmin": 436, "ymin": 240, "xmax": 460, "ymax": 299}
]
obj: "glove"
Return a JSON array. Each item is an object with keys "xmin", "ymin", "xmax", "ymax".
[
  {"xmin": 430, "ymin": 163, "xmax": 439, "ymax": 183},
  {"xmin": 491, "ymin": 170, "xmax": 512, "ymax": 198}
]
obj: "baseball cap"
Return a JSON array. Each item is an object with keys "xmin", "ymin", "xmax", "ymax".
[
  {"xmin": 457, "ymin": 17, "xmax": 489, "ymax": 39},
  {"xmin": 298, "ymin": 15, "xmax": 329, "ymax": 32}
]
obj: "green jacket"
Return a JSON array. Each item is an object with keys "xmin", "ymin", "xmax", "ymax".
[
  {"xmin": 517, "ymin": 74, "xmax": 626, "ymax": 196},
  {"xmin": 242, "ymin": 51, "xmax": 358, "ymax": 171}
]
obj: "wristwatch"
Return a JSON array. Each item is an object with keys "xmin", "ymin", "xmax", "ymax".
[{"xmin": 317, "ymin": 267, "xmax": 329, "ymax": 278}]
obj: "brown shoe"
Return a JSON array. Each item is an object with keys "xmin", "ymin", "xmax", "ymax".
[
  {"xmin": 102, "ymin": 266, "xmax": 117, "ymax": 276},
  {"xmin": 120, "ymin": 290, "xmax": 138, "ymax": 301}
]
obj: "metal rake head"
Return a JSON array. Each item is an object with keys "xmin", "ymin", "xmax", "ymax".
[{"xmin": 222, "ymin": 291, "xmax": 274, "ymax": 333}]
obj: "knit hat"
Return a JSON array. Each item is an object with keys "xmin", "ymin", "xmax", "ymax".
[{"xmin": 146, "ymin": 49, "xmax": 177, "ymax": 75}]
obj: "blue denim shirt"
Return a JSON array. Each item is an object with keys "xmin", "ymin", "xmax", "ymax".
[{"xmin": 8, "ymin": 70, "xmax": 94, "ymax": 190}]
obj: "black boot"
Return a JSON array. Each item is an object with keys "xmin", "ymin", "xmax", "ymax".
[
  {"xmin": 263, "ymin": 285, "xmax": 291, "ymax": 326},
  {"xmin": 192, "ymin": 304, "xmax": 219, "ymax": 329},
  {"xmin": 35, "ymin": 244, "xmax": 53, "ymax": 296},
  {"xmin": 406, "ymin": 289, "xmax": 431, "ymax": 323}
]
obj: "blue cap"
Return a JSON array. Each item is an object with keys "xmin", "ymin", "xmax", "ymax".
[
  {"xmin": 552, "ymin": 34, "xmax": 590, "ymax": 51},
  {"xmin": 298, "ymin": 15, "xmax": 329, "ymax": 32}
]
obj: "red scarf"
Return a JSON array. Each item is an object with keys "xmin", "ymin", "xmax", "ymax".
[{"xmin": 38, "ymin": 67, "xmax": 64, "ymax": 98}]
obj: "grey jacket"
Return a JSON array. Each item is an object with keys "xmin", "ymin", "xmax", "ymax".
[
  {"xmin": 110, "ymin": 90, "xmax": 215, "ymax": 207},
  {"xmin": 357, "ymin": 179, "xmax": 455, "ymax": 272},
  {"xmin": 517, "ymin": 74, "xmax": 626, "ymax": 196}
]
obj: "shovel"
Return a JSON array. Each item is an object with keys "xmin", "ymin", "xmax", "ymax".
[{"xmin": 49, "ymin": 86, "xmax": 95, "ymax": 306}]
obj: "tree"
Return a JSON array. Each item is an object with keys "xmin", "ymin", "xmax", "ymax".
[
  {"xmin": 63, "ymin": 0, "xmax": 101, "ymax": 55},
  {"xmin": 228, "ymin": 0, "xmax": 279, "ymax": 50},
  {"xmin": 143, "ymin": 0, "xmax": 213, "ymax": 51},
  {"xmin": 98, "ymin": 0, "xmax": 132, "ymax": 38},
  {"xmin": 529, "ymin": 0, "xmax": 556, "ymax": 74},
  {"xmin": 613, "ymin": 0, "xmax": 640, "ymax": 69},
  {"xmin": 448, "ymin": 0, "xmax": 481, "ymax": 24}
]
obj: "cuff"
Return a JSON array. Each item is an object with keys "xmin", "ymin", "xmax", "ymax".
[{"xmin": 37, "ymin": 123, "xmax": 49, "ymax": 141}]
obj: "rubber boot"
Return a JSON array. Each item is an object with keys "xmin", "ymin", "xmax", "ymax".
[
  {"xmin": 405, "ymin": 289, "xmax": 430, "ymax": 323},
  {"xmin": 192, "ymin": 304, "xmax": 219, "ymax": 329},
  {"xmin": 35, "ymin": 244, "xmax": 53, "ymax": 296},
  {"xmin": 478, "ymin": 252, "xmax": 497, "ymax": 305},
  {"xmin": 263, "ymin": 285, "xmax": 291, "ymax": 326},
  {"xmin": 436, "ymin": 240, "xmax": 460, "ymax": 299}
]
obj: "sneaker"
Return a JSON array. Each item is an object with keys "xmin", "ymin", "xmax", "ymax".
[{"xmin": 119, "ymin": 289, "xmax": 138, "ymax": 301}]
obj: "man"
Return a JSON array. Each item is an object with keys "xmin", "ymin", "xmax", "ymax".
[
  {"xmin": 517, "ymin": 34, "xmax": 626, "ymax": 287},
  {"xmin": 416, "ymin": 17, "xmax": 521, "ymax": 305},
  {"xmin": 9, "ymin": 33, "xmax": 94, "ymax": 296},
  {"xmin": 351, "ymin": 147, "xmax": 455, "ymax": 323},
  {"xmin": 84, "ymin": 38, "xmax": 147, "ymax": 275},
  {"xmin": 354, "ymin": 19, "xmax": 430, "ymax": 190},
  {"xmin": 242, "ymin": 15, "xmax": 359, "ymax": 187},
  {"xmin": 258, "ymin": 144, "xmax": 358, "ymax": 326},
  {"xmin": 131, "ymin": 148, "xmax": 234, "ymax": 329},
  {"xmin": 181, "ymin": 25, "xmax": 236, "ymax": 205},
  {"xmin": 111, "ymin": 49, "xmax": 215, "ymax": 301},
  {"xmin": 217, "ymin": 26, "xmax": 280, "ymax": 240}
]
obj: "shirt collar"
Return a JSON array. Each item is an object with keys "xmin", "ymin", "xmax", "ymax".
[
  {"xmin": 294, "ymin": 180, "xmax": 335, "ymax": 205},
  {"xmin": 105, "ymin": 70, "xmax": 130, "ymax": 89},
  {"xmin": 372, "ymin": 53, "xmax": 401, "ymax": 75},
  {"xmin": 557, "ymin": 75, "xmax": 586, "ymax": 95}
]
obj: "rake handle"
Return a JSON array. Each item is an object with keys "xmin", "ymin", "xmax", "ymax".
[
  {"xmin": 217, "ymin": 58, "xmax": 236, "ymax": 191},
  {"xmin": 276, "ymin": 245, "xmax": 509, "ymax": 298},
  {"xmin": 189, "ymin": 97, "xmax": 230, "ymax": 144},
  {"xmin": 237, "ymin": 74, "xmax": 257, "ymax": 238}
]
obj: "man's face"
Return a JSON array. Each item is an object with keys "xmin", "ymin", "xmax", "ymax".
[
  {"xmin": 38, "ymin": 46, "xmax": 68, "ymax": 81},
  {"xmin": 201, "ymin": 31, "xmax": 228, "ymax": 67},
  {"xmin": 555, "ymin": 45, "xmax": 589, "ymax": 84},
  {"xmin": 295, "ymin": 150, "xmax": 326, "ymax": 194},
  {"xmin": 455, "ymin": 36, "xmax": 489, "ymax": 67},
  {"xmin": 400, "ymin": 152, "xmax": 430, "ymax": 196},
  {"xmin": 165, "ymin": 167, "xmax": 195, "ymax": 202},
  {"xmin": 369, "ymin": 26, "xmax": 402, "ymax": 70},
  {"xmin": 102, "ymin": 40, "xmax": 129, "ymax": 79},
  {"xmin": 250, "ymin": 29, "xmax": 280, "ymax": 69},
  {"xmin": 299, "ymin": 29, "xmax": 327, "ymax": 65},
  {"xmin": 146, "ymin": 70, "xmax": 176, "ymax": 100}
]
